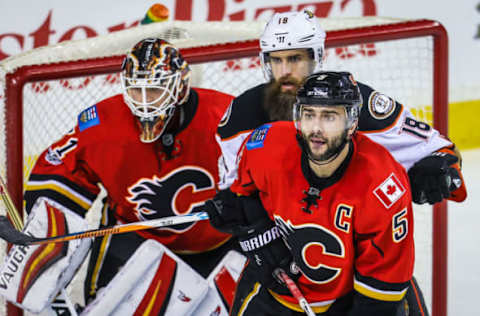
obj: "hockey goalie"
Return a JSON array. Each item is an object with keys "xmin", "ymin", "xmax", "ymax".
[{"xmin": 0, "ymin": 37, "xmax": 244, "ymax": 315}]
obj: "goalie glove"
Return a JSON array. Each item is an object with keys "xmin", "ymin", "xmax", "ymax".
[{"xmin": 408, "ymin": 147, "xmax": 466, "ymax": 204}]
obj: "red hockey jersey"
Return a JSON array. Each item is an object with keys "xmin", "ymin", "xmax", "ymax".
[
  {"xmin": 230, "ymin": 121, "xmax": 414, "ymax": 312},
  {"xmin": 25, "ymin": 89, "xmax": 233, "ymax": 253}
]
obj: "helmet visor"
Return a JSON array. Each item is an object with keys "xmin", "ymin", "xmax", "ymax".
[{"xmin": 294, "ymin": 103, "xmax": 350, "ymax": 134}]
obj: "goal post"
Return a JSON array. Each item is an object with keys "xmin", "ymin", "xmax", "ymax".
[{"xmin": 0, "ymin": 17, "xmax": 448, "ymax": 316}]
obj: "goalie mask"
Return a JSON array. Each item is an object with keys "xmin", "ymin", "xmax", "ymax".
[
  {"xmin": 259, "ymin": 10, "xmax": 326, "ymax": 81},
  {"xmin": 121, "ymin": 38, "xmax": 191, "ymax": 143},
  {"xmin": 293, "ymin": 71, "xmax": 362, "ymax": 164}
]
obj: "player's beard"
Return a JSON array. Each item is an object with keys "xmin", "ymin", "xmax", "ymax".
[
  {"xmin": 263, "ymin": 76, "xmax": 302, "ymax": 121},
  {"xmin": 304, "ymin": 129, "xmax": 348, "ymax": 163}
]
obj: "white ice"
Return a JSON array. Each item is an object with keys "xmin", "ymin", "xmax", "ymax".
[{"xmin": 448, "ymin": 148, "xmax": 480, "ymax": 315}]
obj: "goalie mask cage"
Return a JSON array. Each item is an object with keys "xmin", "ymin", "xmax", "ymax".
[{"xmin": 0, "ymin": 17, "xmax": 448, "ymax": 316}]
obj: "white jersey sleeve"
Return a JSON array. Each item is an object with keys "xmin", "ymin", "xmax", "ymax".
[
  {"xmin": 216, "ymin": 131, "xmax": 251, "ymax": 190},
  {"xmin": 216, "ymin": 84, "xmax": 268, "ymax": 190},
  {"xmin": 357, "ymin": 83, "xmax": 452, "ymax": 170}
]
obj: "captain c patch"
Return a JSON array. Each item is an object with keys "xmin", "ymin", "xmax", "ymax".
[
  {"xmin": 78, "ymin": 105, "xmax": 100, "ymax": 132},
  {"xmin": 368, "ymin": 92, "xmax": 395, "ymax": 119}
]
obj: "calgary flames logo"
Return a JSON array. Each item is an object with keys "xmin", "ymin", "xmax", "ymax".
[
  {"xmin": 127, "ymin": 166, "xmax": 216, "ymax": 232},
  {"xmin": 275, "ymin": 216, "xmax": 347, "ymax": 284}
]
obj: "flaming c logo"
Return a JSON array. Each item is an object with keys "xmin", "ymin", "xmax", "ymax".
[
  {"xmin": 127, "ymin": 166, "xmax": 215, "ymax": 232},
  {"xmin": 275, "ymin": 216, "xmax": 346, "ymax": 284}
]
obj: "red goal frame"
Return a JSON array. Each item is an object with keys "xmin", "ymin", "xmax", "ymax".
[{"xmin": 3, "ymin": 19, "xmax": 448, "ymax": 316}]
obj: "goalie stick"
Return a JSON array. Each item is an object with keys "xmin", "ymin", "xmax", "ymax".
[
  {"xmin": 0, "ymin": 212, "xmax": 209, "ymax": 246},
  {"xmin": 0, "ymin": 175, "xmax": 23, "ymax": 230},
  {"xmin": 275, "ymin": 269, "xmax": 316, "ymax": 316}
]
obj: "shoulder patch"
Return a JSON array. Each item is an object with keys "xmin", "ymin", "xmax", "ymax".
[
  {"xmin": 78, "ymin": 105, "xmax": 100, "ymax": 132},
  {"xmin": 373, "ymin": 173, "xmax": 406, "ymax": 209},
  {"xmin": 246, "ymin": 124, "xmax": 272, "ymax": 150},
  {"xmin": 368, "ymin": 92, "xmax": 396, "ymax": 119}
]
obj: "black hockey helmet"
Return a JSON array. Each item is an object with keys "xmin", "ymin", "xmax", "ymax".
[{"xmin": 293, "ymin": 71, "xmax": 362, "ymax": 128}]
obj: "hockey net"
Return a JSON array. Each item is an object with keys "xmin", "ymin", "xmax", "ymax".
[{"xmin": 0, "ymin": 17, "xmax": 448, "ymax": 316}]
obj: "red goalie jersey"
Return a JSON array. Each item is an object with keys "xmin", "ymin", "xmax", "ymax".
[
  {"xmin": 25, "ymin": 89, "xmax": 232, "ymax": 253},
  {"xmin": 230, "ymin": 121, "xmax": 414, "ymax": 311}
]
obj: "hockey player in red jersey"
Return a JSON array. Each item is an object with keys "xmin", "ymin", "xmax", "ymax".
[
  {"xmin": 22, "ymin": 38, "xmax": 236, "ymax": 305},
  {"xmin": 208, "ymin": 71, "xmax": 415, "ymax": 315},
  {"xmin": 214, "ymin": 10, "xmax": 466, "ymax": 315}
]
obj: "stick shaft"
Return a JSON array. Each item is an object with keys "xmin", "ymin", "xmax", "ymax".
[
  {"xmin": 0, "ymin": 175, "xmax": 23, "ymax": 230},
  {"xmin": 275, "ymin": 269, "xmax": 316, "ymax": 316},
  {"xmin": 28, "ymin": 212, "xmax": 209, "ymax": 245}
]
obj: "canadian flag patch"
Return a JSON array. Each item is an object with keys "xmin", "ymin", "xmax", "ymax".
[{"xmin": 374, "ymin": 173, "xmax": 406, "ymax": 208}]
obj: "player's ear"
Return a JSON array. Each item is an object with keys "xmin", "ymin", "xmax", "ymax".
[{"xmin": 347, "ymin": 121, "xmax": 358, "ymax": 138}]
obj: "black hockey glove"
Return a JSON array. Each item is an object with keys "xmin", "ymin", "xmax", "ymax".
[
  {"xmin": 206, "ymin": 191, "xmax": 299, "ymax": 288},
  {"xmin": 235, "ymin": 196, "xmax": 300, "ymax": 289},
  {"xmin": 408, "ymin": 151, "xmax": 462, "ymax": 204},
  {"xmin": 238, "ymin": 216, "xmax": 300, "ymax": 289},
  {"xmin": 204, "ymin": 189, "xmax": 248, "ymax": 235}
]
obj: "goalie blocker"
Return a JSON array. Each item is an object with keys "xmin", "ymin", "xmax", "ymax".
[{"xmin": 0, "ymin": 197, "xmax": 91, "ymax": 313}]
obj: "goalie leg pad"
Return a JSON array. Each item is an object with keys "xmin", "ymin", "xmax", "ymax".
[
  {"xmin": 81, "ymin": 239, "xmax": 209, "ymax": 316},
  {"xmin": 0, "ymin": 197, "xmax": 91, "ymax": 313},
  {"xmin": 193, "ymin": 250, "xmax": 247, "ymax": 315}
]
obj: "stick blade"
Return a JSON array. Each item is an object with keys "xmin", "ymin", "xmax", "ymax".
[{"xmin": 0, "ymin": 216, "xmax": 35, "ymax": 245}]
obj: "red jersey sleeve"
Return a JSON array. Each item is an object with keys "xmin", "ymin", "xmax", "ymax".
[
  {"xmin": 25, "ymin": 119, "xmax": 102, "ymax": 217},
  {"xmin": 353, "ymin": 168, "xmax": 414, "ymax": 302},
  {"xmin": 229, "ymin": 139, "xmax": 259, "ymax": 197},
  {"xmin": 440, "ymin": 145, "xmax": 467, "ymax": 202}
]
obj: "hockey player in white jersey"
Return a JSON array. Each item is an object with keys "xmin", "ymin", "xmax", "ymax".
[{"xmin": 213, "ymin": 10, "xmax": 467, "ymax": 316}]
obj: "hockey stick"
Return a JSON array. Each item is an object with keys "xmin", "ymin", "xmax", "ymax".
[
  {"xmin": 275, "ymin": 269, "xmax": 316, "ymax": 316},
  {"xmin": 0, "ymin": 175, "xmax": 23, "ymax": 230},
  {"xmin": 0, "ymin": 212, "xmax": 209, "ymax": 246}
]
